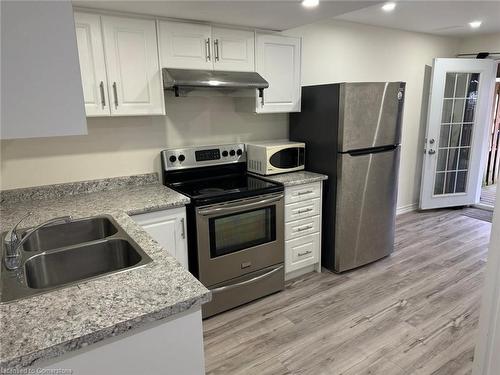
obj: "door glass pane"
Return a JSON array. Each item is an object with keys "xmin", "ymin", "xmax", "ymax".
[
  {"xmin": 455, "ymin": 73, "xmax": 468, "ymax": 98},
  {"xmin": 452, "ymin": 99, "xmax": 465, "ymax": 123},
  {"xmin": 442, "ymin": 99, "xmax": 453, "ymax": 123},
  {"xmin": 439, "ymin": 124, "xmax": 451, "ymax": 147},
  {"xmin": 444, "ymin": 73, "xmax": 456, "ymax": 98},
  {"xmin": 434, "ymin": 173, "xmax": 445, "ymax": 195},
  {"xmin": 445, "ymin": 172, "xmax": 457, "ymax": 194},
  {"xmin": 433, "ymin": 71, "xmax": 481, "ymax": 196}
]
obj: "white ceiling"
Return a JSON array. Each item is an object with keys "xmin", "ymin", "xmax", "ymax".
[
  {"xmin": 72, "ymin": 0, "xmax": 379, "ymax": 31},
  {"xmin": 336, "ymin": 1, "xmax": 500, "ymax": 37}
]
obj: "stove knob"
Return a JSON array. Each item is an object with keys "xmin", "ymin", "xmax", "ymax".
[
  {"xmin": 237, "ymin": 149, "xmax": 243, "ymax": 156},
  {"xmin": 169, "ymin": 155, "xmax": 177, "ymax": 163},
  {"xmin": 178, "ymin": 154, "xmax": 186, "ymax": 162},
  {"xmin": 222, "ymin": 150, "xmax": 229, "ymax": 157},
  {"xmin": 229, "ymin": 150, "xmax": 236, "ymax": 156}
]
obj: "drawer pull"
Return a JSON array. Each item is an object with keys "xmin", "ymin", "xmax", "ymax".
[
  {"xmin": 297, "ymin": 208, "xmax": 313, "ymax": 214},
  {"xmin": 296, "ymin": 225, "xmax": 313, "ymax": 232},
  {"xmin": 298, "ymin": 250, "xmax": 312, "ymax": 257},
  {"xmin": 297, "ymin": 190, "xmax": 313, "ymax": 196}
]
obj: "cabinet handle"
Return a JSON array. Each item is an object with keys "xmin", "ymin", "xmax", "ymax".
[
  {"xmin": 297, "ymin": 208, "xmax": 313, "ymax": 214},
  {"xmin": 99, "ymin": 81, "xmax": 106, "ymax": 108},
  {"xmin": 214, "ymin": 39, "xmax": 219, "ymax": 61},
  {"xmin": 297, "ymin": 190, "xmax": 313, "ymax": 196},
  {"xmin": 180, "ymin": 218, "xmax": 186, "ymax": 239},
  {"xmin": 298, "ymin": 250, "xmax": 312, "ymax": 257},
  {"xmin": 296, "ymin": 225, "xmax": 313, "ymax": 232},
  {"xmin": 205, "ymin": 38, "xmax": 211, "ymax": 62},
  {"xmin": 112, "ymin": 82, "xmax": 118, "ymax": 108}
]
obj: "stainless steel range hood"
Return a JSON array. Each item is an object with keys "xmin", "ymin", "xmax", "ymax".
[{"xmin": 162, "ymin": 68, "xmax": 269, "ymax": 101}]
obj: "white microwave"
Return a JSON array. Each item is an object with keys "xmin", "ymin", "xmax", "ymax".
[{"xmin": 246, "ymin": 141, "xmax": 305, "ymax": 175}]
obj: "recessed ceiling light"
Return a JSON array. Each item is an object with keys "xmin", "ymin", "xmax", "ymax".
[
  {"xmin": 469, "ymin": 21, "xmax": 482, "ymax": 29},
  {"xmin": 382, "ymin": 2, "xmax": 396, "ymax": 12},
  {"xmin": 302, "ymin": 0, "xmax": 319, "ymax": 8}
]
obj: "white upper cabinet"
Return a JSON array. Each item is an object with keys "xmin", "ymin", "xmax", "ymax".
[
  {"xmin": 255, "ymin": 34, "xmax": 301, "ymax": 113},
  {"xmin": 211, "ymin": 27, "xmax": 254, "ymax": 72},
  {"xmin": 158, "ymin": 21, "xmax": 213, "ymax": 70},
  {"xmin": 74, "ymin": 12, "xmax": 109, "ymax": 117},
  {"xmin": 159, "ymin": 21, "xmax": 255, "ymax": 72},
  {"xmin": 102, "ymin": 16, "xmax": 164, "ymax": 116},
  {"xmin": 1, "ymin": 1, "xmax": 87, "ymax": 139}
]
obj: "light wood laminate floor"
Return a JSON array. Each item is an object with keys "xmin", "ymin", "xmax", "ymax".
[{"xmin": 203, "ymin": 209, "xmax": 491, "ymax": 375}]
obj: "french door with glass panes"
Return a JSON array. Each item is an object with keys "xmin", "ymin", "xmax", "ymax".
[{"xmin": 420, "ymin": 58, "xmax": 496, "ymax": 210}]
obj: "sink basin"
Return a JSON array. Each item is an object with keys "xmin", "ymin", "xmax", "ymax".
[
  {"xmin": 0, "ymin": 215, "xmax": 152, "ymax": 303},
  {"xmin": 21, "ymin": 217, "xmax": 118, "ymax": 252},
  {"xmin": 25, "ymin": 239, "xmax": 144, "ymax": 289}
]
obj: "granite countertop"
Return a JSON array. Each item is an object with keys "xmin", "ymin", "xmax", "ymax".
[
  {"xmin": 253, "ymin": 170, "xmax": 328, "ymax": 187},
  {"xmin": 0, "ymin": 174, "xmax": 210, "ymax": 369}
]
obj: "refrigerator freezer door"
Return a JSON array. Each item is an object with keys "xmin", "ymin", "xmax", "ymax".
[
  {"xmin": 335, "ymin": 147, "xmax": 400, "ymax": 272},
  {"xmin": 338, "ymin": 82, "xmax": 405, "ymax": 152}
]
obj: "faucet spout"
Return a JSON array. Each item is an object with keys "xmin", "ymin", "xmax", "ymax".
[{"xmin": 3, "ymin": 215, "xmax": 73, "ymax": 270}]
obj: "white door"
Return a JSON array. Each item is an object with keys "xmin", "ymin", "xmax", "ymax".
[
  {"xmin": 74, "ymin": 12, "xmax": 110, "ymax": 117},
  {"xmin": 101, "ymin": 16, "xmax": 164, "ymax": 116},
  {"xmin": 420, "ymin": 58, "xmax": 497, "ymax": 209},
  {"xmin": 212, "ymin": 27, "xmax": 254, "ymax": 72},
  {"xmin": 131, "ymin": 208, "xmax": 188, "ymax": 269},
  {"xmin": 255, "ymin": 34, "xmax": 301, "ymax": 113},
  {"xmin": 158, "ymin": 21, "xmax": 213, "ymax": 70}
]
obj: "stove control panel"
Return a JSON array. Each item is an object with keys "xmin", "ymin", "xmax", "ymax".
[{"xmin": 162, "ymin": 143, "xmax": 246, "ymax": 170}]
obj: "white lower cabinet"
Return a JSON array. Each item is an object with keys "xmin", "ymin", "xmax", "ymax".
[
  {"xmin": 284, "ymin": 182, "xmax": 322, "ymax": 279},
  {"xmin": 131, "ymin": 207, "xmax": 188, "ymax": 269}
]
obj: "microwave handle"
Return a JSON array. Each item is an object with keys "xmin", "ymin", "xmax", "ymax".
[{"xmin": 197, "ymin": 194, "xmax": 283, "ymax": 216}]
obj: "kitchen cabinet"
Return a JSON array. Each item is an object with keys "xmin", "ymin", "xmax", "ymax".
[
  {"xmin": 74, "ymin": 12, "xmax": 165, "ymax": 117},
  {"xmin": 131, "ymin": 207, "xmax": 188, "ymax": 268},
  {"xmin": 1, "ymin": 1, "xmax": 87, "ymax": 139},
  {"xmin": 211, "ymin": 27, "xmax": 255, "ymax": 72},
  {"xmin": 158, "ymin": 21, "xmax": 255, "ymax": 72},
  {"xmin": 255, "ymin": 33, "xmax": 301, "ymax": 113},
  {"xmin": 74, "ymin": 12, "xmax": 109, "ymax": 117},
  {"xmin": 284, "ymin": 182, "xmax": 322, "ymax": 279}
]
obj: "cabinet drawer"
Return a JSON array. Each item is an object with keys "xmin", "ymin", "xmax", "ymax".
[
  {"xmin": 285, "ymin": 198, "xmax": 321, "ymax": 222},
  {"xmin": 285, "ymin": 215, "xmax": 320, "ymax": 240},
  {"xmin": 285, "ymin": 233, "xmax": 320, "ymax": 273},
  {"xmin": 285, "ymin": 182, "xmax": 321, "ymax": 204}
]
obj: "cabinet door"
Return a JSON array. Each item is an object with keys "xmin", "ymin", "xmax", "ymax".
[
  {"xmin": 101, "ymin": 16, "xmax": 164, "ymax": 116},
  {"xmin": 212, "ymin": 27, "xmax": 254, "ymax": 72},
  {"xmin": 74, "ymin": 12, "xmax": 110, "ymax": 117},
  {"xmin": 131, "ymin": 208, "xmax": 188, "ymax": 269},
  {"xmin": 158, "ymin": 21, "xmax": 213, "ymax": 70},
  {"xmin": 255, "ymin": 34, "xmax": 301, "ymax": 113}
]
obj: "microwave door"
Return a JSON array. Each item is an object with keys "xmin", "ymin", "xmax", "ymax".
[{"xmin": 269, "ymin": 147, "xmax": 305, "ymax": 174}]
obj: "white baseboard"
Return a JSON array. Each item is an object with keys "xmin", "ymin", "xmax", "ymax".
[
  {"xmin": 396, "ymin": 203, "xmax": 418, "ymax": 215},
  {"xmin": 473, "ymin": 203, "xmax": 495, "ymax": 212}
]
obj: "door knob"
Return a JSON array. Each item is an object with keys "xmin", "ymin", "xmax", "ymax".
[{"xmin": 428, "ymin": 149, "xmax": 436, "ymax": 155}]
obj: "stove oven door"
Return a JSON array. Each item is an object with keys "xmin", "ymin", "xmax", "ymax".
[{"xmin": 195, "ymin": 193, "xmax": 284, "ymax": 287}]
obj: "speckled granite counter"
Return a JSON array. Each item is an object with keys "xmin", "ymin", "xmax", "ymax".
[
  {"xmin": 0, "ymin": 174, "xmax": 210, "ymax": 369},
  {"xmin": 252, "ymin": 171, "xmax": 328, "ymax": 187}
]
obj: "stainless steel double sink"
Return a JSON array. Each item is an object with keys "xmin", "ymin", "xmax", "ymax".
[{"xmin": 1, "ymin": 215, "xmax": 153, "ymax": 303}]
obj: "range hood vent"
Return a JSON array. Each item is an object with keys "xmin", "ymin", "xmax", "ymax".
[{"xmin": 162, "ymin": 68, "xmax": 269, "ymax": 101}]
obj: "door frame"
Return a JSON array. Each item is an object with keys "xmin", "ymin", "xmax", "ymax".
[
  {"xmin": 420, "ymin": 58, "xmax": 497, "ymax": 210},
  {"xmin": 473, "ymin": 185, "xmax": 500, "ymax": 375}
]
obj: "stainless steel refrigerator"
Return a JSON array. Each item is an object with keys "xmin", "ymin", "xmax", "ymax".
[{"xmin": 290, "ymin": 82, "xmax": 406, "ymax": 273}]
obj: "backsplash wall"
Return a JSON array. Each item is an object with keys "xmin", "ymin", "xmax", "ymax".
[{"xmin": 0, "ymin": 96, "xmax": 288, "ymax": 190}]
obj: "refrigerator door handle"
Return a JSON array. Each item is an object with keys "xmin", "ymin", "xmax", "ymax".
[{"xmin": 346, "ymin": 145, "xmax": 398, "ymax": 157}]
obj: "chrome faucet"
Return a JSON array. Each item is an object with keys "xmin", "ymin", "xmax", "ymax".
[{"xmin": 3, "ymin": 213, "xmax": 72, "ymax": 270}]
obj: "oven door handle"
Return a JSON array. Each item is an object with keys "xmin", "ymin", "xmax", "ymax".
[
  {"xmin": 197, "ymin": 194, "xmax": 284, "ymax": 216},
  {"xmin": 210, "ymin": 265, "xmax": 284, "ymax": 294}
]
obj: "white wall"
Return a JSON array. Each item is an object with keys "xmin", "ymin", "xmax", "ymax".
[
  {"xmin": 285, "ymin": 20, "xmax": 460, "ymax": 211},
  {"xmin": 0, "ymin": 97, "xmax": 287, "ymax": 189},
  {"xmin": 458, "ymin": 32, "xmax": 500, "ymax": 55}
]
